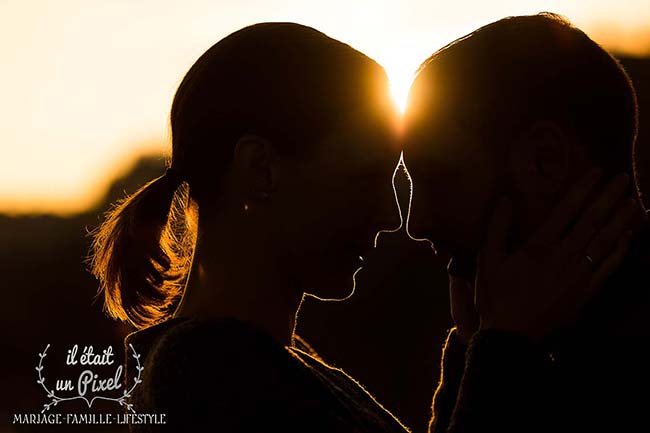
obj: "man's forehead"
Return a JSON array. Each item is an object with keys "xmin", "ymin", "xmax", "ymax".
[{"xmin": 403, "ymin": 111, "xmax": 449, "ymax": 149}]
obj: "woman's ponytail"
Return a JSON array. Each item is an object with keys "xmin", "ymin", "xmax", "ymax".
[
  {"xmin": 87, "ymin": 23, "xmax": 388, "ymax": 329},
  {"xmin": 87, "ymin": 168, "xmax": 196, "ymax": 329}
]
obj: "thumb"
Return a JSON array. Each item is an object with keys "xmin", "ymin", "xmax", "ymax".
[{"xmin": 449, "ymin": 275, "xmax": 474, "ymax": 304}]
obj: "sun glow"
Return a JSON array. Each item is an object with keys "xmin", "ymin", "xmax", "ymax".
[
  {"xmin": 380, "ymin": 50, "xmax": 422, "ymax": 115},
  {"xmin": 374, "ymin": 37, "xmax": 438, "ymax": 115},
  {"xmin": 1, "ymin": 1, "xmax": 648, "ymax": 215},
  {"xmin": 388, "ymin": 69, "xmax": 414, "ymax": 114}
]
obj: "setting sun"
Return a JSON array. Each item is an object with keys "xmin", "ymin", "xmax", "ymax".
[
  {"xmin": 372, "ymin": 42, "xmax": 432, "ymax": 115},
  {"xmin": 387, "ymin": 69, "xmax": 414, "ymax": 114},
  {"xmin": 386, "ymin": 66, "xmax": 416, "ymax": 114},
  {"xmin": 1, "ymin": 0, "xmax": 649, "ymax": 215}
]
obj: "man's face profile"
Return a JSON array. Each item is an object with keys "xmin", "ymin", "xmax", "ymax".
[{"xmin": 402, "ymin": 73, "xmax": 501, "ymax": 256}]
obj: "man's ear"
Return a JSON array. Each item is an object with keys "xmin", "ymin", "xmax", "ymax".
[
  {"xmin": 510, "ymin": 120, "xmax": 571, "ymax": 198},
  {"xmin": 232, "ymin": 134, "xmax": 275, "ymax": 201}
]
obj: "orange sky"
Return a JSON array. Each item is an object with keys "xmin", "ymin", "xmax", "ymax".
[{"xmin": 1, "ymin": 0, "xmax": 649, "ymax": 215}]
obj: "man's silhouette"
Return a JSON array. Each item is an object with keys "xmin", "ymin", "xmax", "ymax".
[{"xmin": 404, "ymin": 13, "xmax": 649, "ymax": 432}]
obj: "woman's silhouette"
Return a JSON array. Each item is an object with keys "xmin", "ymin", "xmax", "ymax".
[
  {"xmin": 90, "ymin": 22, "xmax": 406, "ymax": 432},
  {"xmin": 88, "ymin": 22, "xmax": 635, "ymax": 433}
]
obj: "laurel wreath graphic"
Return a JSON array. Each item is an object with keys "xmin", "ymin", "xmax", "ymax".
[{"xmin": 36, "ymin": 343, "xmax": 143, "ymax": 414}]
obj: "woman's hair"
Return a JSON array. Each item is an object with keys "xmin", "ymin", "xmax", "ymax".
[{"xmin": 87, "ymin": 22, "xmax": 389, "ymax": 329}]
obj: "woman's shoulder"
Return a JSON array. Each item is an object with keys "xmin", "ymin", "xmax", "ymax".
[
  {"xmin": 124, "ymin": 317, "xmax": 409, "ymax": 432},
  {"xmin": 139, "ymin": 316, "xmax": 286, "ymax": 358},
  {"xmin": 127, "ymin": 316, "xmax": 300, "ymax": 386}
]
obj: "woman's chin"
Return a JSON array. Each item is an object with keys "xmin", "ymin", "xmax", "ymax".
[
  {"xmin": 302, "ymin": 254, "xmax": 364, "ymax": 301},
  {"xmin": 307, "ymin": 271, "xmax": 359, "ymax": 301}
]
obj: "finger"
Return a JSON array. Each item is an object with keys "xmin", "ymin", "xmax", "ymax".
[
  {"xmin": 530, "ymin": 168, "xmax": 602, "ymax": 244},
  {"xmin": 485, "ymin": 197, "xmax": 512, "ymax": 266},
  {"xmin": 449, "ymin": 275, "xmax": 474, "ymax": 306},
  {"xmin": 584, "ymin": 198, "xmax": 637, "ymax": 264},
  {"xmin": 589, "ymin": 231, "xmax": 633, "ymax": 291},
  {"xmin": 551, "ymin": 251, "xmax": 596, "ymax": 322},
  {"xmin": 560, "ymin": 172, "xmax": 630, "ymax": 254},
  {"xmin": 449, "ymin": 275, "xmax": 479, "ymax": 343}
]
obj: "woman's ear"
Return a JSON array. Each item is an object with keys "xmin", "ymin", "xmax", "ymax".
[
  {"xmin": 232, "ymin": 134, "xmax": 275, "ymax": 201},
  {"xmin": 509, "ymin": 120, "xmax": 571, "ymax": 199}
]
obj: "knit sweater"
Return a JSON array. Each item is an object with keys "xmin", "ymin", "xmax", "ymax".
[{"xmin": 124, "ymin": 316, "xmax": 410, "ymax": 433}]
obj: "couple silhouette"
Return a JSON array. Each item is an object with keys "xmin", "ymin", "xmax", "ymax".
[{"xmin": 89, "ymin": 12, "xmax": 649, "ymax": 433}]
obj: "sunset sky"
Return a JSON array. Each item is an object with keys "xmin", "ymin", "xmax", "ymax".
[{"xmin": 2, "ymin": 0, "xmax": 649, "ymax": 215}]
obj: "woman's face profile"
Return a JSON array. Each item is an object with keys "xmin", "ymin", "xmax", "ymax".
[{"xmin": 272, "ymin": 104, "xmax": 402, "ymax": 299}]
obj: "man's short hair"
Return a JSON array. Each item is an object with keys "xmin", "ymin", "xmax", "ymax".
[{"xmin": 408, "ymin": 13, "xmax": 640, "ymax": 196}]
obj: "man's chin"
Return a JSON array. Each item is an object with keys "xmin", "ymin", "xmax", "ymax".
[
  {"xmin": 407, "ymin": 221, "xmax": 479, "ymax": 257},
  {"xmin": 426, "ymin": 238, "xmax": 479, "ymax": 263},
  {"xmin": 406, "ymin": 221, "xmax": 434, "ymax": 243}
]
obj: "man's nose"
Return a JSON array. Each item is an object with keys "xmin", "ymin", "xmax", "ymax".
[{"xmin": 374, "ymin": 166, "xmax": 405, "ymax": 232}]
